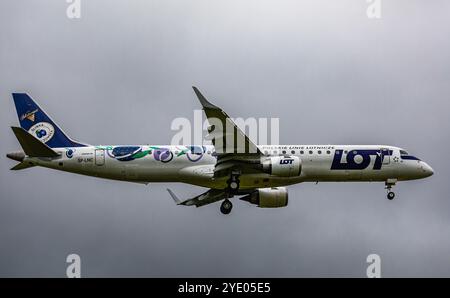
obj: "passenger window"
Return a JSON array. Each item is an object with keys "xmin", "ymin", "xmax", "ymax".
[
  {"xmin": 291, "ymin": 150, "xmax": 296, "ymax": 154},
  {"xmin": 318, "ymin": 150, "xmax": 322, "ymax": 154},
  {"xmin": 282, "ymin": 150, "xmax": 286, "ymax": 154},
  {"xmin": 300, "ymin": 150, "xmax": 304, "ymax": 154},
  {"xmin": 309, "ymin": 150, "xmax": 313, "ymax": 154}
]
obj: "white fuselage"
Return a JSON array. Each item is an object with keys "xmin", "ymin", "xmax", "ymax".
[{"xmin": 22, "ymin": 144, "xmax": 434, "ymax": 189}]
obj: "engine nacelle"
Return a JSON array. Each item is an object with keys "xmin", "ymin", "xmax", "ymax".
[
  {"xmin": 261, "ymin": 156, "xmax": 301, "ymax": 177},
  {"xmin": 240, "ymin": 187, "xmax": 289, "ymax": 208}
]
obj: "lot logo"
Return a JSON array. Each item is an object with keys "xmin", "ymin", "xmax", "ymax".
[
  {"xmin": 28, "ymin": 122, "xmax": 55, "ymax": 143},
  {"xmin": 331, "ymin": 149, "xmax": 392, "ymax": 170},
  {"xmin": 280, "ymin": 158, "xmax": 294, "ymax": 165}
]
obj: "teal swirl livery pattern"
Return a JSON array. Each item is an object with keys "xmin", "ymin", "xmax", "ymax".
[{"xmin": 97, "ymin": 145, "xmax": 207, "ymax": 163}]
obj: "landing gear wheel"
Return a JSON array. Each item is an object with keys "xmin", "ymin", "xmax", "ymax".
[
  {"xmin": 387, "ymin": 191, "xmax": 395, "ymax": 200},
  {"xmin": 227, "ymin": 172, "xmax": 240, "ymax": 192},
  {"xmin": 229, "ymin": 179, "xmax": 240, "ymax": 191},
  {"xmin": 220, "ymin": 199, "xmax": 233, "ymax": 215},
  {"xmin": 385, "ymin": 179, "xmax": 397, "ymax": 201}
]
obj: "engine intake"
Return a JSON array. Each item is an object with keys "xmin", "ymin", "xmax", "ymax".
[
  {"xmin": 240, "ymin": 187, "xmax": 288, "ymax": 208},
  {"xmin": 261, "ymin": 156, "xmax": 301, "ymax": 177}
]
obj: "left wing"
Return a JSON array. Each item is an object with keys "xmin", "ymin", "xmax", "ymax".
[{"xmin": 167, "ymin": 188, "xmax": 227, "ymax": 207}]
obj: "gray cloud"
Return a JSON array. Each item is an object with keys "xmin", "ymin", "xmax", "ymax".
[{"xmin": 1, "ymin": 0, "xmax": 449, "ymax": 277}]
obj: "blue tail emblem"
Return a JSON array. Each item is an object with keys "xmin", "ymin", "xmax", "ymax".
[{"xmin": 12, "ymin": 93, "xmax": 87, "ymax": 148}]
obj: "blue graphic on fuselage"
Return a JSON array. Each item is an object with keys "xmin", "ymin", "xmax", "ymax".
[
  {"xmin": 331, "ymin": 149, "xmax": 393, "ymax": 170},
  {"xmin": 111, "ymin": 146, "xmax": 142, "ymax": 161},
  {"xmin": 66, "ymin": 148, "xmax": 74, "ymax": 158},
  {"xmin": 153, "ymin": 148, "xmax": 173, "ymax": 163},
  {"xmin": 186, "ymin": 145, "xmax": 206, "ymax": 162}
]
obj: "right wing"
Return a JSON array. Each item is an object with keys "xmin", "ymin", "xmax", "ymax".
[{"xmin": 167, "ymin": 88, "xmax": 269, "ymax": 208}]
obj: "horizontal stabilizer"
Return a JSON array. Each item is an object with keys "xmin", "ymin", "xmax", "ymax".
[
  {"xmin": 11, "ymin": 126, "xmax": 59, "ymax": 158},
  {"xmin": 10, "ymin": 162, "xmax": 36, "ymax": 171}
]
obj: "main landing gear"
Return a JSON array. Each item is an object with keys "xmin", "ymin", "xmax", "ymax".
[
  {"xmin": 227, "ymin": 170, "xmax": 240, "ymax": 192},
  {"xmin": 385, "ymin": 179, "xmax": 397, "ymax": 200},
  {"xmin": 220, "ymin": 170, "xmax": 241, "ymax": 215},
  {"xmin": 220, "ymin": 199, "xmax": 233, "ymax": 215}
]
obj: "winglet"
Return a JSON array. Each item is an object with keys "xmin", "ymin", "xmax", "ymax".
[
  {"xmin": 167, "ymin": 188, "xmax": 182, "ymax": 205},
  {"xmin": 192, "ymin": 86, "xmax": 220, "ymax": 110}
]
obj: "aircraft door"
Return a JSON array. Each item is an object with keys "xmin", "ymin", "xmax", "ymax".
[
  {"xmin": 381, "ymin": 148, "xmax": 390, "ymax": 165},
  {"xmin": 95, "ymin": 149, "xmax": 105, "ymax": 166}
]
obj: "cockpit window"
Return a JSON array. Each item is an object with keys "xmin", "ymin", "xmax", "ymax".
[{"xmin": 400, "ymin": 150, "xmax": 409, "ymax": 155}]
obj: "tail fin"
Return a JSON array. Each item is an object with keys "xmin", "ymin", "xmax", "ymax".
[{"xmin": 12, "ymin": 93, "xmax": 87, "ymax": 148}]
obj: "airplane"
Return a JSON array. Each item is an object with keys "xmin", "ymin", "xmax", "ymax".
[{"xmin": 7, "ymin": 87, "xmax": 434, "ymax": 214}]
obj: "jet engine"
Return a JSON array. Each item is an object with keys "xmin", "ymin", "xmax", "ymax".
[
  {"xmin": 240, "ymin": 187, "xmax": 288, "ymax": 208},
  {"xmin": 261, "ymin": 156, "xmax": 301, "ymax": 177}
]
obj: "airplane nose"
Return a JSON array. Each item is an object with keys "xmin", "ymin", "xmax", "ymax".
[{"xmin": 420, "ymin": 162, "xmax": 434, "ymax": 177}]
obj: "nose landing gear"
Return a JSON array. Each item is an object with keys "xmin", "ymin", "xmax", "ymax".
[
  {"xmin": 387, "ymin": 191, "xmax": 395, "ymax": 200},
  {"xmin": 385, "ymin": 179, "xmax": 397, "ymax": 200}
]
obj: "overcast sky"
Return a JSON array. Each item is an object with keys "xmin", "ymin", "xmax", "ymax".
[{"xmin": 1, "ymin": 0, "xmax": 449, "ymax": 277}]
